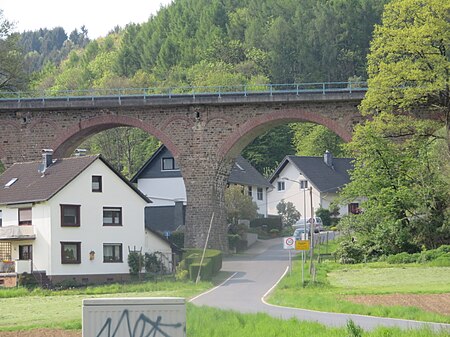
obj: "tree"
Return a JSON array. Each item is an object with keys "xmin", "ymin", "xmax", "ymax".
[
  {"xmin": 292, "ymin": 123, "xmax": 345, "ymax": 157},
  {"xmin": 338, "ymin": 113, "xmax": 450, "ymax": 257},
  {"xmin": 0, "ymin": 10, "xmax": 27, "ymax": 92},
  {"xmin": 362, "ymin": 0, "xmax": 450, "ymax": 150},
  {"xmin": 225, "ymin": 185, "xmax": 258, "ymax": 224},
  {"xmin": 276, "ymin": 199, "xmax": 300, "ymax": 226}
]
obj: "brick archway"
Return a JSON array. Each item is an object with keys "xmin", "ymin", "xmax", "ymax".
[
  {"xmin": 219, "ymin": 108, "xmax": 353, "ymax": 160},
  {"xmin": 52, "ymin": 115, "xmax": 179, "ymax": 158}
]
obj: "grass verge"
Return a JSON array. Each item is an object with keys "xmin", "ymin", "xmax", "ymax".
[{"xmin": 268, "ymin": 250, "xmax": 450, "ymax": 323}]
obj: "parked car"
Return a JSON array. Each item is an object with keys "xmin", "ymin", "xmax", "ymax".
[
  {"xmin": 293, "ymin": 227, "xmax": 309, "ymax": 240},
  {"xmin": 293, "ymin": 217, "xmax": 323, "ymax": 233}
]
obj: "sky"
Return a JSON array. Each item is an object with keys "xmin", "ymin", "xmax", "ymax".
[{"xmin": 1, "ymin": 0, "xmax": 174, "ymax": 39}]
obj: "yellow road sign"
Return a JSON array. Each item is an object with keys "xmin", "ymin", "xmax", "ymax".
[{"xmin": 295, "ymin": 240, "xmax": 310, "ymax": 251}]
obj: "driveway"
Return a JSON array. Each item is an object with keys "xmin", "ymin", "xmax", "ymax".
[{"xmin": 190, "ymin": 238, "xmax": 450, "ymax": 332}]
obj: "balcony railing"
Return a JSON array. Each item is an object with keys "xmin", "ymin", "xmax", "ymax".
[{"xmin": 0, "ymin": 225, "xmax": 36, "ymax": 240}]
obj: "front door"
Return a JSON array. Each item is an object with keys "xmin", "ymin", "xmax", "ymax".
[{"xmin": 19, "ymin": 245, "xmax": 32, "ymax": 260}]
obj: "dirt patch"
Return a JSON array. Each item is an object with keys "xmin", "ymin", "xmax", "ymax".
[
  {"xmin": 0, "ymin": 329, "xmax": 80, "ymax": 337},
  {"xmin": 345, "ymin": 293, "xmax": 450, "ymax": 316}
]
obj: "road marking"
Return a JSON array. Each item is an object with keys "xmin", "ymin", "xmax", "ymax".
[
  {"xmin": 189, "ymin": 272, "xmax": 238, "ymax": 302},
  {"xmin": 261, "ymin": 266, "xmax": 289, "ymax": 305}
]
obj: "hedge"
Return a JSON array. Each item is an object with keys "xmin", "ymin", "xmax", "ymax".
[
  {"xmin": 183, "ymin": 249, "xmax": 222, "ymax": 277},
  {"xmin": 189, "ymin": 260, "xmax": 214, "ymax": 281}
]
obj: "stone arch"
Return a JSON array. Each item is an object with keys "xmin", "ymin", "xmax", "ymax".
[
  {"xmin": 218, "ymin": 108, "xmax": 353, "ymax": 160},
  {"xmin": 52, "ymin": 115, "xmax": 179, "ymax": 158}
]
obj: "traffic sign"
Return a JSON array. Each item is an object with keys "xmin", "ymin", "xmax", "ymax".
[
  {"xmin": 295, "ymin": 240, "xmax": 310, "ymax": 251},
  {"xmin": 283, "ymin": 236, "xmax": 295, "ymax": 250}
]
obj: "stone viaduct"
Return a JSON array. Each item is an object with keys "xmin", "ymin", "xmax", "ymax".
[{"xmin": 0, "ymin": 89, "xmax": 367, "ymax": 251}]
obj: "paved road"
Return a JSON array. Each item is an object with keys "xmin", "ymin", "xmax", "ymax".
[{"xmin": 190, "ymin": 238, "xmax": 450, "ymax": 332}]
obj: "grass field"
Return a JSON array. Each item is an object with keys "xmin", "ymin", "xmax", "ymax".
[{"xmin": 269, "ymin": 252, "xmax": 450, "ymax": 323}]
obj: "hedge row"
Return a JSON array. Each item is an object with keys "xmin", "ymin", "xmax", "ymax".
[
  {"xmin": 385, "ymin": 245, "xmax": 450, "ymax": 265},
  {"xmin": 250, "ymin": 217, "xmax": 282, "ymax": 231},
  {"xmin": 183, "ymin": 249, "xmax": 222, "ymax": 281}
]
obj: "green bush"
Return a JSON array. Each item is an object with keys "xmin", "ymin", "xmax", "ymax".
[
  {"xmin": 169, "ymin": 231, "xmax": 184, "ymax": 248},
  {"xmin": 334, "ymin": 240, "xmax": 365, "ymax": 264},
  {"xmin": 189, "ymin": 260, "xmax": 214, "ymax": 281},
  {"xmin": 386, "ymin": 252, "xmax": 420, "ymax": 264},
  {"xmin": 127, "ymin": 251, "xmax": 144, "ymax": 276},
  {"xmin": 183, "ymin": 249, "xmax": 222, "ymax": 274},
  {"xmin": 17, "ymin": 273, "xmax": 39, "ymax": 289},
  {"xmin": 228, "ymin": 234, "xmax": 240, "ymax": 251},
  {"xmin": 144, "ymin": 252, "xmax": 166, "ymax": 274}
]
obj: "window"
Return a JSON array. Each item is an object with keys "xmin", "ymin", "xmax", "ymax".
[
  {"xmin": 257, "ymin": 187, "xmax": 263, "ymax": 201},
  {"xmin": 161, "ymin": 157, "xmax": 179, "ymax": 171},
  {"xmin": 277, "ymin": 181, "xmax": 285, "ymax": 191},
  {"xmin": 19, "ymin": 245, "xmax": 32, "ymax": 260},
  {"xmin": 92, "ymin": 176, "xmax": 102, "ymax": 192},
  {"xmin": 248, "ymin": 186, "xmax": 252, "ymax": 197},
  {"xmin": 0, "ymin": 210, "xmax": 2, "ymax": 227},
  {"xmin": 18, "ymin": 208, "xmax": 32, "ymax": 226},
  {"xmin": 60, "ymin": 205, "xmax": 80, "ymax": 227},
  {"xmin": 61, "ymin": 242, "xmax": 81, "ymax": 264},
  {"xmin": 103, "ymin": 243, "xmax": 123, "ymax": 263},
  {"xmin": 348, "ymin": 203, "xmax": 360, "ymax": 215},
  {"xmin": 300, "ymin": 180, "xmax": 308, "ymax": 189},
  {"xmin": 103, "ymin": 207, "xmax": 122, "ymax": 226}
]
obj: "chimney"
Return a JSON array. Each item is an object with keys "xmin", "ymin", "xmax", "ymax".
[
  {"xmin": 324, "ymin": 150, "xmax": 333, "ymax": 168},
  {"xmin": 42, "ymin": 149, "xmax": 53, "ymax": 169}
]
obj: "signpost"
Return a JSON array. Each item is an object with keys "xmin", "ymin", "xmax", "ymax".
[{"xmin": 283, "ymin": 237, "xmax": 295, "ymax": 275}]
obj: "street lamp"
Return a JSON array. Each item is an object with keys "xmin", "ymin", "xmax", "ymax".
[{"xmin": 282, "ymin": 177, "xmax": 308, "ymax": 238}]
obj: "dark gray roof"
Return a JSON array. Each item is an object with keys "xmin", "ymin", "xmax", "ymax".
[
  {"xmin": 228, "ymin": 156, "xmax": 272, "ymax": 188},
  {"xmin": 132, "ymin": 145, "xmax": 271, "ymax": 188},
  {"xmin": 270, "ymin": 155, "xmax": 354, "ymax": 193},
  {"xmin": 0, "ymin": 155, "xmax": 150, "ymax": 205}
]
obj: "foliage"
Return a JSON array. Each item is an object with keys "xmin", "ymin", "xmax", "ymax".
[
  {"xmin": 225, "ymin": 185, "xmax": 258, "ymax": 224},
  {"xmin": 0, "ymin": 10, "xmax": 27, "ymax": 92},
  {"xmin": 144, "ymin": 252, "xmax": 166, "ymax": 274},
  {"xmin": 127, "ymin": 251, "xmax": 143, "ymax": 276},
  {"xmin": 338, "ymin": 113, "xmax": 450, "ymax": 258},
  {"xmin": 276, "ymin": 199, "xmax": 300, "ymax": 226},
  {"xmin": 242, "ymin": 124, "xmax": 295, "ymax": 174},
  {"xmin": 346, "ymin": 320, "xmax": 363, "ymax": 337},
  {"xmin": 334, "ymin": 240, "xmax": 365, "ymax": 264},
  {"xmin": 292, "ymin": 123, "xmax": 346, "ymax": 157},
  {"xmin": 362, "ymin": 0, "xmax": 450, "ymax": 149},
  {"xmin": 80, "ymin": 127, "xmax": 160, "ymax": 178},
  {"xmin": 169, "ymin": 231, "xmax": 185, "ymax": 249}
]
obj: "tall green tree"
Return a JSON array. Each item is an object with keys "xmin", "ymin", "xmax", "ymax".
[
  {"xmin": 225, "ymin": 185, "xmax": 258, "ymax": 224},
  {"xmin": 338, "ymin": 113, "xmax": 450, "ymax": 256},
  {"xmin": 362, "ymin": 0, "xmax": 450, "ymax": 149},
  {"xmin": 292, "ymin": 123, "xmax": 345, "ymax": 157},
  {"xmin": 0, "ymin": 10, "xmax": 26, "ymax": 92}
]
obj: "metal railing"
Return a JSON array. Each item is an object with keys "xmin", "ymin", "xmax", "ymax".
[{"xmin": 0, "ymin": 81, "xmax": 367, "ymax": 103}]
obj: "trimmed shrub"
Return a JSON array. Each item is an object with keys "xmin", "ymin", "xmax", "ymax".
[
  {"xmin": 169, "ymin": 231, "xmax": 184, "ymax": 249},
  {"xmin": 189, "ymin": 260, "xmax": 214, "ymax": 281}
]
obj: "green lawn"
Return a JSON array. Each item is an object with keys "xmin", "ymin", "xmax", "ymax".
[{"xmin": 269, "ymin": 257, "xmax": 450, "ymax": 323}]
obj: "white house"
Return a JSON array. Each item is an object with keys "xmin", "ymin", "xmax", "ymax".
[
  {"xmin": 0, "ymin": 151, "xmax": 172, "ymax": 286},
  {"xmin": 267, "ymin": 151, "xmax": 360, "ymax": 220},
  {"xmin": 131, "ymin": 145, "xmax": 272, "ymax": 232}
]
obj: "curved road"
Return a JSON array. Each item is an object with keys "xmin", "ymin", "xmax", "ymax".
[{"xmin": 190, "ymin": 238, "xmax": 450, "ymax": 332}]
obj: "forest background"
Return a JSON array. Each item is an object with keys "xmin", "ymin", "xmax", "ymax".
[{"xmin": 0, "ymin": 0, "xmax": 388, "ymax": 176}]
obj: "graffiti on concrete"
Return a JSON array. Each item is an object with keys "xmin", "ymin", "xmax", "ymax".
[{"xmin": 96, "ymin": 309, "xmax": 183, "ymax": 337}]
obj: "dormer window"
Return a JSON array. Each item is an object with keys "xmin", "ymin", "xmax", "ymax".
[
  {"xmin": 162, "ymin": 157, "xmax": 179, "ymax": 171},
  {"xmin": 4, "ymin": 178, "xmax": 17, "ymax": 188},
  {"xmin": 92, "ymin": 176, "xmax": 102, "ymax": 192}
]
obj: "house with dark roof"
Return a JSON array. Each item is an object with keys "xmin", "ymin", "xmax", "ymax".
[
  {"xmin": 0, "ymin": 150, "xmax": 171, "ymax": 286},
  {"xmin": 131, "ymin": 145, "xmax": 272, "ymax": 233},
  {"xmin": 267, "ymin": 151, "xmax": 360, "ymax": 219}
]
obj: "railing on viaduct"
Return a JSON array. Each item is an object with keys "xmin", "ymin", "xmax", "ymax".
[{"xmin": 0, "ymin": 82, "xmax": 368, "ymax": 106}]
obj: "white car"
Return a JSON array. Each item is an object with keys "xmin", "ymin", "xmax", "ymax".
[{"xmin": 293, "ymin": 217, "xmax": 323, "ymax": 233}]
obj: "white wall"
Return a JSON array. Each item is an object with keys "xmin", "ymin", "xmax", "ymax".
[
  {"xmin": 247, "ymin": 185, "xmax": 268, "ymax": 217},
  {"xmin": 46, "ymin": 159, "xmax": 149, "ymax": 277},
  {"xmin": 267, "ymin": 162, "xmax": 320, "ymax": 220},
  {"xmin": 138, "ymin": 177, "xmax": 186, "ymax": 206}
]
